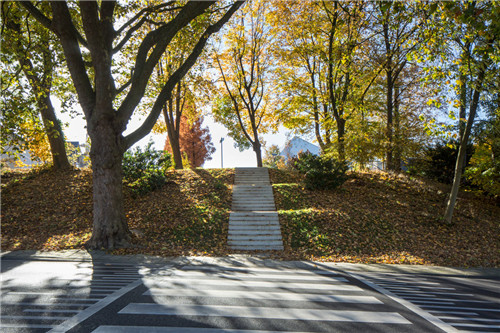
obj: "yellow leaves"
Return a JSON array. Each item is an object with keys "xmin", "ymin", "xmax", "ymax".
[{"xmin": 152, "ymin": 119, "xmax": 167, "ymax": 134}]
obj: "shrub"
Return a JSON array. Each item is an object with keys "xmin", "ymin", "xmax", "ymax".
[
  {"xmin": 465, "ymin": 144, "xmax": 500, "ymax": 197},
  {"xmin": 293, "ymin": 152, "xmax": 348, "ymax": 190},
  {"xmin": 122, "ymin": 142, "xmax": 172, "ymax": 196},
  {"xmin": 408, "ymin": 141, "xmax": 474, "ymax": 184}
]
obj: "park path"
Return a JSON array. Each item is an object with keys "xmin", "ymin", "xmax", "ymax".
[{"xmin": 228, "ymin": 167, "xmax": 284, "ymax": 251}]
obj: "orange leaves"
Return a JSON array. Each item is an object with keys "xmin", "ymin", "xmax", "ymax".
[{"xmin": 271, "ymin": 169, "xmax": 500, "ymax": 267}]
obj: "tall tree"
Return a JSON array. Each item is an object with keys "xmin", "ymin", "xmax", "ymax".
[
  {"xmin": 148, "ymin": 7, "xmax": 213, "ymax": 170},
  {"xmin": 439, "ymin": 1, "xmax": 499, "ymax": 224},
  {"xmin": 213, "ymin": 0, "xmax": 272, "ymax": 167},
  {"xmin": 323, "ymin": 0, "xmax": 371, "ymax": 162},
  {"xmin": 165, "ymin": 115, "xmax": 215, "ymax": 168},
  {"xmin": 269, "ymin": 1, "xmax": 331, "ymax": 151},
  {"xmin": 371, "ymin": 1, "xmax": 426, "ymax": 170},
  {"xmin": 1, "ymin": 2, "xmax": 71, "ymax": 169},
  {"xmin": 21, "ymin": 0, "xmax": 243, "ymax": 248}
]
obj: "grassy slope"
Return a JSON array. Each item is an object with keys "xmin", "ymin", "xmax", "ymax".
[
  {"xmin": 1, "ymin": 168, "xmax": 234, "ymax": 256},
  {"xmin": 270, "ymin": 169, "xmax": 500, "ymax": 267},
  {"xmin": 2, "ymin": 167, "xmax": 498, "ymax": 267}
]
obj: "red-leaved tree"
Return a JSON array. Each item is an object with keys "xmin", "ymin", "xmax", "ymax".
[{"xmin": 165, "ymin": 115, "xmax": 215, "ymax": 168}]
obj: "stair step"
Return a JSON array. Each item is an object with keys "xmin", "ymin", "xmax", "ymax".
[
  {"xmin": 229, "ymin": 239, "xmax": 284, "ymax": 245},
  {"xmin": 230, "ymin": 213, "xmax": 279, "ymax": 218},
  {"xmin": 229, "ymin": 220, "xmax": 280, "ymax": 224},
  {"xmin": 231, "ymin": 245, "xmax": 284, "ymax": 251},
  {"xmin": 232, "ymin": 204, "xmax": 276, "ymax": 207},
  {"xmin": 229, "ymin": 226, "xmax": 281, "ymax": 235},
  {"xmin": 229, "ymin": 223, "xmax": 280, "ymax": 228},
  {"xmin": 229, "ymin": 240, "xmax": 284, "ymax": 247},
  {"xmin": 228, "ymin": 234, "xmax": 282, "ymax": 241}
]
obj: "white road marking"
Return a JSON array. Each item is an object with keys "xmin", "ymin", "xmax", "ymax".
[
  {"xmin": 144, "ymin": 288, "xmax": 383, "ymax": 304},
  {"xmin": 47, "ymin": 279, "xmax": 143, "ymax": 333},
  {"xmin": 145, "ymin": 278, "xmax": 361, "ymax": 291},
  {"xmin": 93, "ymin": 327, "xmax": 321, "ymax": 333},
  {"xmin": 452, "ymin": 323, "xmax": 500, "ymax": 328},
  {"xmin": 119, "ymin": 303, "xmax": 411, "ymax": 324},
  {"xmin": 347, "ymin": 272, "xmax": 459, "ymax": 332},
  {"xmin": 0, "ymin": 323, "xmax": 55, "ymax": 329},
  {"xmin": 420, "ymin": 305, "xmax": 500, "ymax": 312},
  {"xmin": 169, "ymin": 271, "xmax": 348, "ymax": 281},
  {"xmin": 436, "ymin": 316, "xmax": 500, "ymax": 322}
]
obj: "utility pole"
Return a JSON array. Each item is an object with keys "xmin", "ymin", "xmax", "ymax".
[{"xmin": 220, "ymin": 137, "xmax": 224, "ymax": 168}]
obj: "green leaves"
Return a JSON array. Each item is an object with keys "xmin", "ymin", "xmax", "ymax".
[{"xmin": 122, "ymin": 142, "xmax": 173, "ymax": 196}]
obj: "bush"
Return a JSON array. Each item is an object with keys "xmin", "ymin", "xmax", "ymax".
[
  {"xmin": 293, "ymin": 152, "xmax": 348, "ymax": 190},
  {"xmin": 465, "ymin": 144, "xmax": 500, "ymax": 197},
  {"xmin": 122, "ymin": 142, "xmax": 172, "ymax": 196},
  {"xmin": 408, "ymin": 141, "xmax": 474, "ymax": 184}
]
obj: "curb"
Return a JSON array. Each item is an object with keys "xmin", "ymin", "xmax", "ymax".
[{"xmin": 1, "ymin": 250, "xmax": 499, "ymax": 277}]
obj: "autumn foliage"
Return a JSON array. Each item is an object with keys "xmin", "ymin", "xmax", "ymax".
[{"xmin": 164, "ymin": 115, "xmax": 215, "ymax": 168}]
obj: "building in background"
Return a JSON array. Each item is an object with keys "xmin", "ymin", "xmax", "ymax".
[{"xmin": 279, "ymin": 136, "xmax": 320, "ymax": 161}]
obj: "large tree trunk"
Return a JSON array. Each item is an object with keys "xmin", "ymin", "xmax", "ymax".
[
  {"xmin": 38, "ymin": 95, "xmax": 71, "ymax": 170},
  {"xmin": 86, "ymin": 122, "xmax": 131, "ymax": 249}
]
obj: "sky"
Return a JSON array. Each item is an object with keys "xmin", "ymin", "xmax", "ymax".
[{"xmin": 56, "ymin": 103, "xmax": 291, "ymax": 169}]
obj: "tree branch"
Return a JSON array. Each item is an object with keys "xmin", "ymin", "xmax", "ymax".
[
  {"xmin": 19, "ymin": 1, "xmax": 54, "ymax": 33},
  {"xmin": 123, "ymin": 0, "xmax": 244, "ymax": 149},
  {"xmin": 116, "ymin": 1, "xmax": 215, "ymax": 128}
]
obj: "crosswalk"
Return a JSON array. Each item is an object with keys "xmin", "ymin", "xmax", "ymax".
[
  {"xmin": 87, "ymin": 265, "xmax": 440, "ymax": 333},
  {"xmin": 4, "ymin": 260, "xmax": 496, "ymax": 333},
  {"xmin": 1, "ymin": 261, "xmax": 141, "ymax": 332},
  {"xmin": 357, "ymin": 271, "xmax": 500, "ymax": 332}
]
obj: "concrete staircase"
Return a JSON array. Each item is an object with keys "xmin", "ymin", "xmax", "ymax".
[{"xmin": 228, "ymin": 167, "xmax": 284, "ymax": 251}]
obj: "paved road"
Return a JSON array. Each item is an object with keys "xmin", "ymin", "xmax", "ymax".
[{"xmin": 1, "ymin": 254, "xmax": 499, "ymax": 333}]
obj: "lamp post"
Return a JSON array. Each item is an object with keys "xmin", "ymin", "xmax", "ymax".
[{"xmin": 220, "ymin": 137, "xmax": 224, "ymax": 168}]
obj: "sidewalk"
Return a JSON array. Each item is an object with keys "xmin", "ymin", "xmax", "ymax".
[{"xmin": 2, "ymin": 249, "xmax": 499, "ymax": 277}]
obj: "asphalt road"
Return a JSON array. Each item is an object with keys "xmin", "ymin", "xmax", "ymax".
[{"xmin": 1, "ymin": 253, "xmax": 499, "ymax": 333}]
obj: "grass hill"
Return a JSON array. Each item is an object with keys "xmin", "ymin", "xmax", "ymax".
[{"xmin": 1, "ymin": 167, "xmax": 498, "ymax": 267}]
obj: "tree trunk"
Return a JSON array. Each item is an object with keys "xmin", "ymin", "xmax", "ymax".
[
  {"xmin": 169, "ymin": 132, "xmax": 183, "ymax": 169},
  {"xmin": 459, "ymin": 71, "xmax": 468, "ymax": 175},
  {"xmin": 164, "ymin": 107, "xmax": 183, "ymax": 169},
  {"xmin": 393, "ymin": 85, "xmax": 401, "ymax": 171},
  {"xmin": 253, "ymin": 141, "xmax": 263, "ymax": 167},
  {"xmin": 38, "ymin": 95, "xmax": 71, "ymax": 170},
  {"xmin": 86, "ymin": 123, "xmax": 131, "ymax": 249},
  {"xmin": 386, "ymin": 70, "xmax": 394, "ymax": 171},
  {"xmin": 444, "ymin": 67, "xmax": 486, "ymax": 224},
  {"xmin": 337, "ymin": 118, "xmax": 346, "ymax": 162}
]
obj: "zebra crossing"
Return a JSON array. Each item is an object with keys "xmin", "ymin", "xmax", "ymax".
[
  {"xmin": 4, "ymin": 258, "xmax": 496, "ymax": 333},
  {"xmin": 85, "ymin": 265, "xmax": 442, "ymax": 333},
  {"xmin": 1, "ymin": 261, "xmax": 141, "ymax": 332},
  {"xmin": 356, "ymin": 271, "xmax": 500, "ymax": 332}
]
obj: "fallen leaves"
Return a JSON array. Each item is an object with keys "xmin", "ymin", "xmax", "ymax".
[
  {"xmin": 269, "ymin": 168, "xmax": 500, "ymax": 267},
  {"xmin": 1, "ymin": 167, "xmax": 234, "ymax": 257},
  {"xmin": 2, "ymin": 167, "xmax": 498, "ymax": 268}
]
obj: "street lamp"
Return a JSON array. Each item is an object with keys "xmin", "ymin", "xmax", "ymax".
[{"xmin": 220, "ymin": 137, "xmax": 224, "ymax": 168}]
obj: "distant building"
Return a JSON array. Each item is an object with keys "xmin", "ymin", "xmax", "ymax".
[
  {"xmin": 0, "ymin": 146, "xmax": 43, "ymax": 169},
  {"xmin": 1, "ymin": 141, "xmax": 89, "ymax": 169},
  {"xmin": 280, "ymin": 136, "xmax": 320, "ymax": 161}
]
